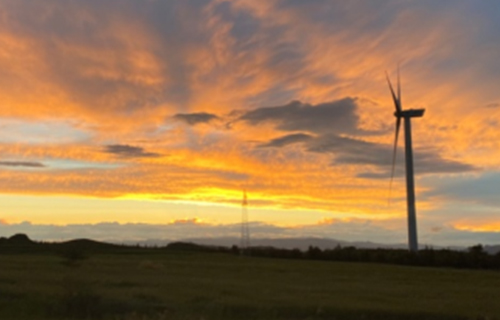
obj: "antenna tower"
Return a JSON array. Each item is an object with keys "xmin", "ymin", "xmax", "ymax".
[{"xmin": 240, "ymin": 190, "xmax": 250, "ymax": 253}]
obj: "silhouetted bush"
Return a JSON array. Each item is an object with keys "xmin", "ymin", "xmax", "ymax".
[
  {"xmin": 165, "ymin": 241, "xmax": 216, "ymax": 252},
  {"xmin": 59, "ymin": 247, "xmax": 88, "ymax": 267},
  {"xmin": 238, "ymin": 244, "xmax": 500, "ymax": 270}
]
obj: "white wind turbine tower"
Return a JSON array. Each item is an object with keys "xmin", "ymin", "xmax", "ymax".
[{"xmin": 386, "ymin": 68, "xmax": 425, "ymax": 253}]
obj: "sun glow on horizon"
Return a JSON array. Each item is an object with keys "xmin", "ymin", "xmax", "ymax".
[{"xmin": 0, "ymin": 1, "xmax": 498, "ymax": 243}]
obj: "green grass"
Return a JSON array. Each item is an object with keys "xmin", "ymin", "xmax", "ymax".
[{"xmin": 0, "ymin": 250, "xmax": 499, "ymax": 319}]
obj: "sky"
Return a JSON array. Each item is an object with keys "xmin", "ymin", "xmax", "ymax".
[{"xmin": 0, "ymin": 0, "xmax": 499, "ymax": 247}]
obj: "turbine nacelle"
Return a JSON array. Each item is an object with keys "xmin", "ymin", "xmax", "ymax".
[{"xmin": 394, "ymin": 109, "xmax": 426, "ymax": 118}]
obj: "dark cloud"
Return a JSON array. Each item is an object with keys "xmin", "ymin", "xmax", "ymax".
[
  {"xmin": 258, "ymin": 133, "xmax": 313, "ymax": 148},
  {"xmin": 237, "ymin": 96, "xmax": 474, "ymax": 177},
  {"xmin": 0, "ymin": 161, "xmax": 45, "ymax": 168},
  {"xmin": 420, "ymin": 172, "xmax": 500, "ymax": 207},
  {"xmin": 356, "ymin": 147, "xmax": 476, "ymax": 179},
  {"xmin": 486, "ymin": 102, "xmax": 500, "ymax": 108},
  {"xmin": 104, "ymin": 144, "xmax": 160, "ymax": 158},
  {"xmin": 239, "ymin": 98, "xmax": 361, "ymax": 135},
  {"xmin": 308, "ymin": 134, "xmax": 386, "ymax": 165},
  {"xmin": 174, "ymin": 112, "xmax": 219, "ymax": 125},
  {"xmin": 306, "ymin": 134, "xmax": 475, "ymax": 177},
  {"xmin": 415, "ymin": 150, "xmax": 476, "ymax": 175}
]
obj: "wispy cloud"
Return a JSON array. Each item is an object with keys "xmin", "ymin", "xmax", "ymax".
[
  {"xmin": 0, "ymin": 0, "xmax": 498, "ymax": 239},
  {"xmin": 103, "ymin": 144, "xmax": 160, "ymax": 158},
  {"xmin": 0, "ymin": 161, "xmax": 45, "ymax": 168},
  {"xmin": 258, "ymin": 133, "xmax": 314, "ymax": 148}
]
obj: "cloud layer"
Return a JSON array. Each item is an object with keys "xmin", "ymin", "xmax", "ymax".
[
  {"xmin": 104, "ymin": 144, "xmax": 160, "ymax": 158},
  {"xmin": 174, "ymin": 112, "xmax": 219, "ymax": 125},
  {"xmin": 239, "ymin": 98, "xmax": 361, "ymax": 135},
  {"xmin": 1, "ymin": 218, "xmax": 497, "ymax": 247},
  {"xmin": 0, "ymin": 0, "xmax": 498, "ymax": 241},
  {"xmin": 0, "ymin": 161, "xmax": 45, "ymax": 168}
]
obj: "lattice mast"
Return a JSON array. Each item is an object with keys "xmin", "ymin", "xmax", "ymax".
[{"xmin": 240, "ymin": 190, "xmax": 250, "ymax": 253}]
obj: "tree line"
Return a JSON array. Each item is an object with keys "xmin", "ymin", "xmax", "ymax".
[
  {"xmin": 3, "ymin": 233, "xmax": 499, "ymax": 270},
  {"xmin": 231, "ymin": 244, "xmax": 500, "ymax": 270}
]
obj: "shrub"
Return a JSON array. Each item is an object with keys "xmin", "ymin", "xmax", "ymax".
[{"xmin": 59, "ymin": 247, "xmax": 88, "ymax": 267}]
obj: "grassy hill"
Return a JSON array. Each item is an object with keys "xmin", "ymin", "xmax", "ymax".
[{"xmin": 0, "ymin": 244, "xmax": 499, "ymax": 319}]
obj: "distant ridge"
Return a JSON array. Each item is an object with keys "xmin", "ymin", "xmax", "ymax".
[
  {"xmin": 2, "ymin": 234, "xmax": 499, "ymax": 255},
  {"xmin": 60, "ymin": 238, "xmax": 120, "ymax": 249},
  {"xmin": 123, "ymin": 237, "xmax": 499, "ymax": 254},
  {"xmin": 485, "ymin": 245, "xmax": 500, "ymax": 255},
  {"xmin": 179, "ymin": 237, "xmax": 411, "ymax": 251},
  {"xmin": 0, "ymin": 234, "xmax": 124, "ymax": 254},
  {"xmin": 2, "ymin": 233, "xmax": 36, "ymax": 245}
]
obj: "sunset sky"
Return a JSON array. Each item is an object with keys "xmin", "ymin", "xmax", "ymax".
[{"xmin": 0, "ymin": 0, "xmax": 499, "ymax": 246}]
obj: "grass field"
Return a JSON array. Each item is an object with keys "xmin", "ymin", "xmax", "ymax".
[{"xmin": 0, "ymin": 249, "xmax": 499, "ymax": 319}]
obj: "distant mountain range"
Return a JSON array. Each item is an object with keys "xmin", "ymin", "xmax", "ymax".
[
  {"xmin": 486, "ymin": 245, "xmax": 500, "ymax": 255},
  {"xmin": 2, "ymin": 233, "xmax": 499, "ymax": 255},
  {"xmin": 119, "ymin": 236, "xmax": 500, "ymax": 255}
]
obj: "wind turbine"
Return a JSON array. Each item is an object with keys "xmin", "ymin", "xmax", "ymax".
[{"xmin": 386, "ymin": 68, "xmax": 425, "ymax": 253}]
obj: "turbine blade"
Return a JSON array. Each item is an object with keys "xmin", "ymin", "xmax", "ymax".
[
  {"xmin": 388, "ymin": 116, "xmax": 401, "ymax": 204},
  {"xmin": 397, "ymin": 66, "xmax": 401, "ymax": 106},
  {"xmin": 385, "ymin": 71, "xmax": 401, "ymax": 113}
]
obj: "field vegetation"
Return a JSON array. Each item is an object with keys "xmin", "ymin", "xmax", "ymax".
[{"xmin": 0, "ymin": 235, "xmax": 499, "ymax": 319}]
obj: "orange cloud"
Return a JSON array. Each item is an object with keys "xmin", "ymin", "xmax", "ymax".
[
  {"xmin": 453, "ymin": 222, "xmax": 500, "ymax": 233},
  {"xmin": 169, "ymin": 218, "xmax": 206, "ymax": 225},
  {"xmin": 0, "ymin": 0, "xmax": 498, "ymax": 235}
]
